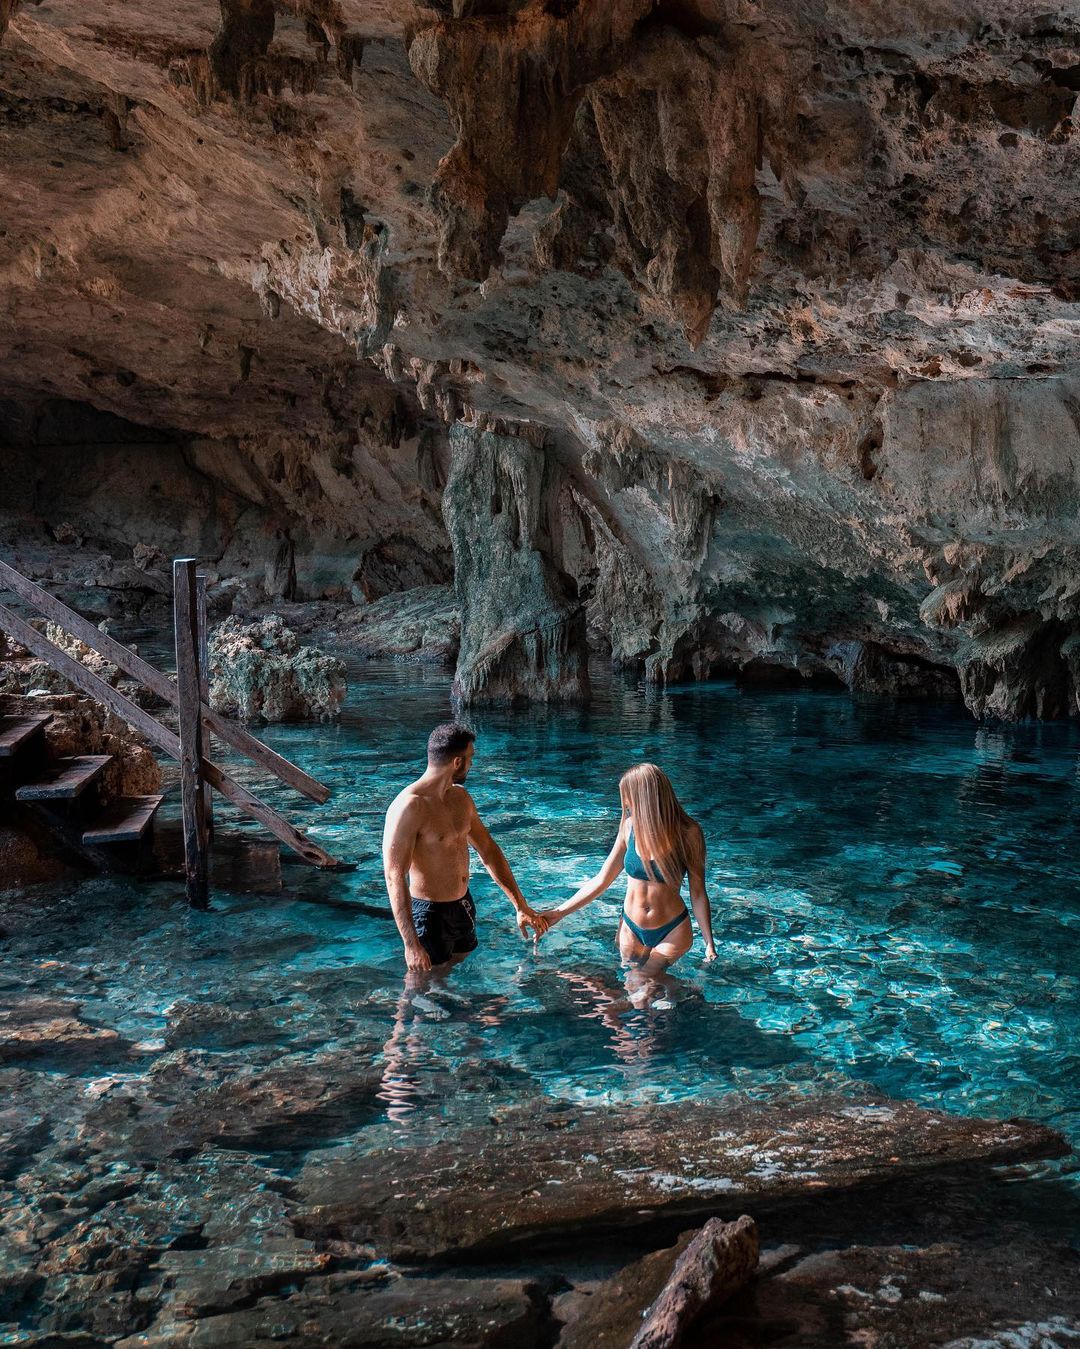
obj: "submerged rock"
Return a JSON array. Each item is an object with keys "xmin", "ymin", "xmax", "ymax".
[
  {"xmin": 0, "ymin": 825, "xmax": 74, "ymax": 889},
  {"xmin": 79, "ymin": 1050, "xmax": 385, "ymax": 1160},
  {"xmin": 0, "ymin": 999, "xmax": 126, "ymax": 1064},
  {"xmin": 296, "ymin": 1094, "xmax": 1067, "ymax": 1261},
  {"xmin": 120, "ymin": 1272, "xmax": 550, "ymax": 1348},
  {"xmin": 208, "ymin": 616, "xmax": 346, "ymax": 722},
  {"xmin": 710, "ymin": 1236, "xmax": 1080, "ymax": 1348}
]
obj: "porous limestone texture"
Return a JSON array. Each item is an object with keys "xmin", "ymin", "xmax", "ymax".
[
  {"xmin": 0, "ymin": 691, "xmax": 162, "ymax": 800},
  {"xmin": 1, "ymin": 1, "xmax": 1079, "ymax": 714},
  {"xmin": 208, "ymin": 615, "xmax": 347, "ymax": 721}
]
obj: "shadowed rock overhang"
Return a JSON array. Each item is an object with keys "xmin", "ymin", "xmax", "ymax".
[{"xmin": 1, "ymin": 0, "xmax": 1078, "ymax": 713}]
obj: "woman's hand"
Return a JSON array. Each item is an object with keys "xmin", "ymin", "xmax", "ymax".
[
  {"xmin": 703, "ymin": 942, "xmax": 717, "ymax": 963},
  {"xmin": 517, "ymin": 906, "xmax": 548, "ymax": 941}
]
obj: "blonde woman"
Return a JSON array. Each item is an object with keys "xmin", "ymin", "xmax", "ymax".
[{"xmin": 539, "ymin": 763, "xmax": 716, "ymax": 969}]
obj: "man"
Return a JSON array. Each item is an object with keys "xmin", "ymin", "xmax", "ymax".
[{"xmin": 382, "ymin": 721, "xmax": 548, "ymax": 971}]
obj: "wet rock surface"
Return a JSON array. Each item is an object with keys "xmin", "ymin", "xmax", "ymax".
[
  {"xmin": 208, "ymin": 615, "xmax": 347, "ymax": 722},
  {"xmin": 296, "ymin": 1095, "xmax": 1067, "ymax": 1259},
  {"xmin": 0, "ymin": 1000, "xmax": 126, "ymax": 1066},
  {"xmin": 120, "ymin": 1273, "xmax": 552, "ymax": 1348},
  {"xmin": 557, "ymin": 1198, "xmax": 1080, "ymax": 1348}
]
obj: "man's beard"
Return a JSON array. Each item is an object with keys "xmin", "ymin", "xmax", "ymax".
[{"xmin": 453, "ymin": 766, "xmax": 469, "ymax": 784}]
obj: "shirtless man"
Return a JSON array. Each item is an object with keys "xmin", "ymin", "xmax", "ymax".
[{"xmin": 382, "ymin": 722, "xmax": 548, "ymax": 971}]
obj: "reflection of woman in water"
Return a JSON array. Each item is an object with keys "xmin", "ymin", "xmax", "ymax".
[{"xmin": 539, "ymin": 763, "xmax": 716, "ymax": 971}]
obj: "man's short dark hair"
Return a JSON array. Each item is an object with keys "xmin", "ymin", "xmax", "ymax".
[{"xmin": 427, "ymin": 721, "xmax": 476, "ymax": 765}]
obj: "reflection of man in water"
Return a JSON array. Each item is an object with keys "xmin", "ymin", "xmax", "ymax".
[{"xmin": 382, "ymin": 722, "xmax": 548, "ymax": 972}]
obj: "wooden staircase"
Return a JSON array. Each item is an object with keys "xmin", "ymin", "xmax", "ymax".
[
  {"xmin": 0, "ymin": 709, "xmax": 163, "ymax": 866},
  {"xmin": 0, "ymin": 557, "xmax": 349, "ymax": 906}
]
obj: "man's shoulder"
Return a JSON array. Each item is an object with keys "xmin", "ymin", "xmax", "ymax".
[{"xmin": 387, "ymin": 782, "xmax": 429, "ymax": 817}]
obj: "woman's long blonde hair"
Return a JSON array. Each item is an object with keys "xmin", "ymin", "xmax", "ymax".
[{"xmin": 619, "ymin": 763, "xmax": 703, "ymax": 887}]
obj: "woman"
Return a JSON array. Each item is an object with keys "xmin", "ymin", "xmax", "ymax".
[{"xmin": 540, "ymin": 763, "xmax": 716, "ymax": 970}]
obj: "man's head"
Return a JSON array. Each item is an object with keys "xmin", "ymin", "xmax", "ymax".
[{"xmin": 427, "ymin": 721, "xmax": 476, "ymax": 783}]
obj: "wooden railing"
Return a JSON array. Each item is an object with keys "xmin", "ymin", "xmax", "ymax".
[{"xmin": 0, "ymin": 556, "xmax": 344, "ymax": 907}]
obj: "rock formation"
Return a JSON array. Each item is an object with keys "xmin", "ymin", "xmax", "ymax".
[
  {"xmin": 444, "ymin": 420, "xmax": 589, "ymax": 703},
  {"xmin": 0, "ymin": 1, "xmax": 1078, "ymax": 715},
  {"xmin": 208, "ymin": 615, "xmax": 347, "ymax": 721}
]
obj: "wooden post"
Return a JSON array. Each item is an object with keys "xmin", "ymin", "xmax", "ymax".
[
  {"xmin": 174, "ymin": 558, "xmax": 209, "ymax": 908},
  {"xmin": 196, "ymin": 572, "xmax": 214, "ymax": 841}
]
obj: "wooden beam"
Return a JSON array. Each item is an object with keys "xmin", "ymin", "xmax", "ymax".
[
  {"xmin": 0, "ymin": 558, "xmax": 330, "ymax": 804},
  {"xmin": 174, "ymin": 559, "xmax": 209, "ymax": 909},
  {"xmin": 0, "ymin": 601, "xmax": 342, "ymax": 870},
  {"xmin": 196, "ymin": 572, "xmax": 214, "ymax": 838},
  {"xmin": 0, "ymin": 600, "xmax": 185, "ymax": 755},
  {"xmin": 200, "ymin": 762, "xmax": 343, "ymax": 868}
]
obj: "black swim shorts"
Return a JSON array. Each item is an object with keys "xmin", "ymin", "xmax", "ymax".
[{"xmin": 411, "ymin": 891, "xmax": 478, "ymax": 966}]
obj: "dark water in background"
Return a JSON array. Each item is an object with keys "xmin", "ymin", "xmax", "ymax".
[{"xmin": 3, "ymin": 658, "xmax": 1079, "ymax": 1188}]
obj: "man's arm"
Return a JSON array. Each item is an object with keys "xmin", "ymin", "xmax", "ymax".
[
  {"xmin": 382, "ymin": 795, "xmax": 430, "ymax": 971},
  {"xmin": 466, "ymin": 798, "xmax": 548, "ymax": 938}
]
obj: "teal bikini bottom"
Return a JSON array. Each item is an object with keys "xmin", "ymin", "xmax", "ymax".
[{"xmin": 621, "ymin": 906, "xmax": 690, "ymax": 949}]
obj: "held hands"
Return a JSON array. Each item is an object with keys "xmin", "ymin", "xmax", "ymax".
[
  {"xmin": 517, "ymin": 905, "xmax": 553, "ymax": 942},
  {"xmin": 703, "ymin": 942, "xmax": 717, "ymax": 963}
]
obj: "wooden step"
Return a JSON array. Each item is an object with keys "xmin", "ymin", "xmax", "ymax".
[
  {"xmin": 0, "ymin": 714, "xmax": 49, "ymax": 758},
  {"xmin": 16, "ymin": 755, "xmax": 112, "ymax": 801},
  {"xmin": 82, "ymin": 794, "xmax": 164, "ymax": 845}
]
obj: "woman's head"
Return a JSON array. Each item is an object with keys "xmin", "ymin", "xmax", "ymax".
[{"xmin": 619, "ymin": 763, "xmax": 700, "ymax": 886}]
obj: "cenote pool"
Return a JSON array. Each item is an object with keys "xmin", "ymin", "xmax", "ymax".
[{"xmin": 4, "ymin": 658, "xmax": 1078, "ymax": 1186}]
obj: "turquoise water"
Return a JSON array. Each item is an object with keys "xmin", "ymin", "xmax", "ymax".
[{"xmin": 4, "ymin": 660, "xmax": 1079, "ymax": 1171}]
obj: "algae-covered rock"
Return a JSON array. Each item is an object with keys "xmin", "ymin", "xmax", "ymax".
[{"xmin": 208, "ymin": 616, "xmax": 346, "ymax": 723}]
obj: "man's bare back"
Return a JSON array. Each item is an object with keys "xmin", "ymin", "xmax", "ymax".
[{"xmin": 382, "ymin": 723, "xmax": 549, "ymax": 971}]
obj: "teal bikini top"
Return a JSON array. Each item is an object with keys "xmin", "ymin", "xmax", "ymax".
[{"xmin": 625, "ymin": 823, "xmax": 686, "ymax": 884}]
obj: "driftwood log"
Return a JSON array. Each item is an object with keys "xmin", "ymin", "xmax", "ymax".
[{"xmin": 629, "ymin": 1214, "xmax": 759, "ymax": 1349}]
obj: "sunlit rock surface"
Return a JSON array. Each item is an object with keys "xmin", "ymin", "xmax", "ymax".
[{"xmin": 2, "ymin": 2, "xmax": 1080, "ymax": 684}]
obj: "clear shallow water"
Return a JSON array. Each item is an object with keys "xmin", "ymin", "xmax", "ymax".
[{"xmin": 4, "ymin": 660, "xmax": 1079, "ymax": 1176}]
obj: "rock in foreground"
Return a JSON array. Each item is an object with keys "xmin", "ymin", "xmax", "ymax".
[
  {"xmin": 297, "ymin": 1095, "xmax": 1068, "ymax": 1260},
  {"xmin": 208, "ymin": 616, "xmax": 346, "ymax": 722}
]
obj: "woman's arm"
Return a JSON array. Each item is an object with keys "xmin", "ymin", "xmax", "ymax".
[
  {"xmin": 687, "ymin": 824, "xmax": 716, "ymax": 961},
  {"xmin": 545, "ymin": 824, "xmax": 628, "ymax": 926}
]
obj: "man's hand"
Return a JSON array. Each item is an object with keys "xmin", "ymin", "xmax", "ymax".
[
  {"xmin": 405, "ymin": 939, "xmax": 432, "ymax": 972},
  {"xmin": 517, "ymin": 907, "xmax": 552, "ymax": 941}
]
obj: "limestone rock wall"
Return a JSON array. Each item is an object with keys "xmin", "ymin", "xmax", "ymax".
[
  {"xmin": 444, "ymin": 420, "xmax": 589, "ymax": 704},
  {"xmin": 1, "ymin": 1, "xmax": 1078, "ymax": 715}
]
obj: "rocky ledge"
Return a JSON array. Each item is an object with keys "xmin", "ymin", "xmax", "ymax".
[{"xmin": 296, "ymin": 1094, "xmax": 1067, "ymax": 1260}]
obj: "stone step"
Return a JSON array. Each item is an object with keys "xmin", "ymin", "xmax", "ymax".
[
  {"xmin": 0, "ymin": 713, "xmax": 50, "ymax": 758},
  {"xmin": 16, "ymin": 754, "xmax": 112, "ymax": 801},
  {"xmin": 82, "ymin": 794, "xmax": 165, "ymax": 845}
]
